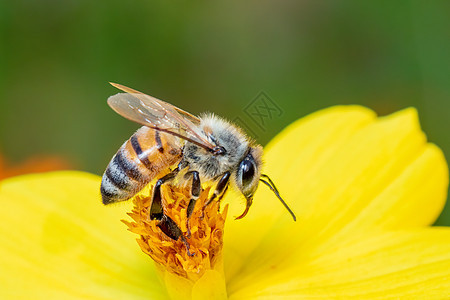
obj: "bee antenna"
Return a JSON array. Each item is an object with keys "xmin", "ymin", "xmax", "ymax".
[{"xmin": 260, "ymin": 174, "xmax": 296, "ymax": 221}]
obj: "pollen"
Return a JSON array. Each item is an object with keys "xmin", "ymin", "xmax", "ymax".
[{"xmin": 123, "ymin": 183, "xmax": 228, "ymax": 281}]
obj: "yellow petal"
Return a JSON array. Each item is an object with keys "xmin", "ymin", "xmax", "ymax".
[
  {"xmin": 230, "ymin": 228, "xmax": 450, "ymax": 299},
  {"xmin": 163, "ymin": 270, "xmax": 194, "ymax": 299},
  {"xmin": 225, "ymin": 105, "xmax": 376, "ymax": 282},
  {"xmin": 163, "ymin": 269, "xmax": 228, "ymax": 300},
  {"xmin": 0, "ymin": 171, "xmax": 167, "ymax": 299},
  {"xmin": 192, "ymin": 270, "xmax": 227, "ymax": 300},
  {"xmin": 224, "ymin": 106, "xmax": 448, "ymax": 292}
]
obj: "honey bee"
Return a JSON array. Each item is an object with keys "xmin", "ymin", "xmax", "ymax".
[{"xmin": 101, "ymin": 83, "xmax": 295, "ymax": 246}]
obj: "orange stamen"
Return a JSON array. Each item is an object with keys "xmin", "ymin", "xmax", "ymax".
[{"xmin": 123, "ymin": 184, "xmax": 228, "ymax": 281}]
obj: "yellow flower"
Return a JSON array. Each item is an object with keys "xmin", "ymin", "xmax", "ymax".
[{"xmin": 1, "ymin": 106, "xmax": 449, "ymax": 299}]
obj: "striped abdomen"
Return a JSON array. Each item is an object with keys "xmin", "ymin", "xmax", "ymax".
[{"xmin": 101, "ymin": 126, "xmax": 182, "ymax": 204}]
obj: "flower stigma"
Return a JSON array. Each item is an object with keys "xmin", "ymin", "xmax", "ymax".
[{"xmin": 123, "ymin": 182, "xmax": 228, "ymax": 282}]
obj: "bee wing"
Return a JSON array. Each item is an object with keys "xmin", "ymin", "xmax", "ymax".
[
  {"xmin": 108, "ymin": 83, "xmax": 215, "ymax": 150},
  {"xmin": 109, "ymin": 83, "xmax": 201, "ymax": 125}
]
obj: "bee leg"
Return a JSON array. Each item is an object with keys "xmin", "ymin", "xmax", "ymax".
[
  {"xmin": 157, "ymin": 215, "xmax": 195, "ymax": 256},
  {"xmin": 217, "ymin": 185, "xmax": 229, "ymax": 203},
  {"xmin": 149, "ymin": 168, "xmax": 194, "ymax": 256},
  {"xmin": 184, "ymin": 171, "xmax": 200, "ymax": 239},
  {"xmin": 201, "ymin": 172, "xmax": 230, "ymax": 218},
  {"xmin": 149, "ymin": 169, "xmax": 178, "ymax": 220}
]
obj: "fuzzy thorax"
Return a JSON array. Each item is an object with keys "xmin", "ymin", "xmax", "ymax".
[{"xmin": 123, "ymin": 183, "xmax": 228, "ymax": 282}]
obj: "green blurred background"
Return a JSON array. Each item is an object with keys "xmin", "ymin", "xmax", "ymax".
[{"xmin": 1, "ymin": 1, "xmax": 449, "ymax": 224}]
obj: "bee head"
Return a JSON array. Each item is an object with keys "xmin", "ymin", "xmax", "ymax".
[
  {"xmin": 234, "ymin": 145, "xmax": 263, "ymax": 219},
  {"xmin": 234, "ymin": 145, "xmax": 297, "ymax": 222}
]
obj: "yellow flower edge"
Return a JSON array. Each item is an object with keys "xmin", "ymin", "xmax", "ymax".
[
  {"xmin": 0, "ymin": 105, "xmax": 448, "ymax": 299},
  {"xmin": 0, "ymin": 171, "xmax": 167, "ymax": 299}
]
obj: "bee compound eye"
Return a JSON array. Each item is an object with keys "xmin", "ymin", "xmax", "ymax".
[{"xmin": 240, "ymin": 159, "xmax": 255, "ymax": 187}]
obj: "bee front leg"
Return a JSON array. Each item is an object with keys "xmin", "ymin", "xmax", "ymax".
[{"xmin": 201, "ymin": 172, "xmax": 230, "ymax": 218}]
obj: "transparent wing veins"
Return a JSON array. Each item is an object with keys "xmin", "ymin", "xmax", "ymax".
[{"xmin": 107, "ymin": 83, "xmax": 215, "ymax": 150}]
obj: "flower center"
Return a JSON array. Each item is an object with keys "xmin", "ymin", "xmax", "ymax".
[{"xmin": 123, "ymin": 183, "xmax": 228, "ymax": 281}]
